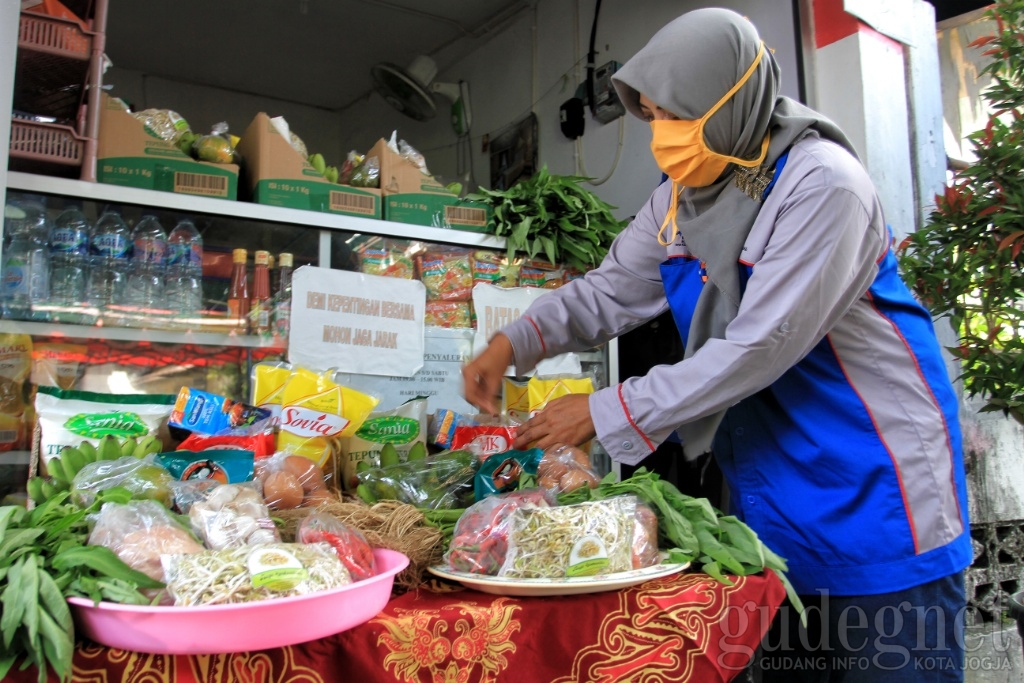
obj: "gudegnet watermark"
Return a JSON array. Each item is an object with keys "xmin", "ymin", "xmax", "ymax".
[{"xmin": 715, "ymin": 593, "xmax": 1016, "ymax": 672}]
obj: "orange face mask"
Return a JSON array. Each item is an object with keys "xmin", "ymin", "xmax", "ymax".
[{"xmin": 651, "ymin": 42, "xmax": 770, "ymax": 245}]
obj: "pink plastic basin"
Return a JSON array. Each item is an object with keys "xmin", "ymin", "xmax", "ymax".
[{"xmin": 67, "ymin": 548, "xmax": 409, "ymax": 655}]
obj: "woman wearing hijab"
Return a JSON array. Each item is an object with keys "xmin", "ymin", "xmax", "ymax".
[{"xmin": 463, "ymin": 7, "xmax": 969, "ymax": 681}]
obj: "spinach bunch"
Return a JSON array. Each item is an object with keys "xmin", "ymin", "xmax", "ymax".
[{"xmin": 469, "ymin": 167, "xmax": 629, "ymax": 271}]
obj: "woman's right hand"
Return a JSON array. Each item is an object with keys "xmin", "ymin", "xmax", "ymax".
[{"xmin": 462, "ymin": 334, "xmax": 514, "ymax": 415}]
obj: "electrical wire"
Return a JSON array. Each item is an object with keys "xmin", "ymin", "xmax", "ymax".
[{"xmin": 575, "ymin": 114, "xmax": 624, "ymax": 186}]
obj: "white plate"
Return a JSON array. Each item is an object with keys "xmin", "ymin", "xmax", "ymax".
[{"xmin": 426, "ymin": 561, "xmax": 690, "ymax": 597}]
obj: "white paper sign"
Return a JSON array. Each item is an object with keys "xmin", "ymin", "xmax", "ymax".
[
  {"xmin": 471, "ymin": 283, "xmax": 581, "ymax": 377},
  {"xmin": 335, "ymin": 328, "xmax": 476, "ymax": 415},
  {"xmin": 289, "ymin": 266, "xmax": 426, "ymax": 377}
]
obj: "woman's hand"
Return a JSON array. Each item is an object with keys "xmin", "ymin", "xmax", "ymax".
[
  {"xmin": 462, "ymin": 334, "xmax": 515, "ymax": 415},
  {"xmin": 512, "ymin": 394, "xmax": 596, "ymax": 451}
]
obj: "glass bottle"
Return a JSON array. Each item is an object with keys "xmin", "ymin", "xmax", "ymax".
[
  {"xmin": 250, "ymin": 250, "xmax": 272, "ymax": 336},
  {"xmin": 227, "ymin": 248, "xmax": 249, "ymax": 332},
  {"xmin": 274, "ymin": 252, "xmax": 294, "ymax": 341}
]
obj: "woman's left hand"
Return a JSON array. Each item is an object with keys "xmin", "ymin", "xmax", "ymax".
[{"xmin": 512, "ymin": 394, "xmax": 596, "ymax": 451}]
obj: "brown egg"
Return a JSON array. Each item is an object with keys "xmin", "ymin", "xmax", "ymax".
[
  {"xmin": 559, "ymin": 469, "xmax": 596, "ymax": 493},
  {"xmin": 282, "ymin": 455, "xmax": 328, "ymax": 493},
  {"xmin": 264, "ymin": 471, "xmax": 305, "ymax": 509},
  {"xmin": 538, "ymin": 455, "xmax": 570, "ymax": 482}
]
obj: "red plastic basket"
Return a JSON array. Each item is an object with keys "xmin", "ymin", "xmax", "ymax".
[
  {"xmin": 9, "ymin": 118, "xmax": 85, "ymax": 166},
  {"xmin": 18, "ymin": 12, "xmax": 92, "ymax": 58}
]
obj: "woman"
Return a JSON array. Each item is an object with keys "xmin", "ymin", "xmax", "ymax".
[{"xmin": 463, "ymin": 8, "xmax": 970, "ymax": 681}]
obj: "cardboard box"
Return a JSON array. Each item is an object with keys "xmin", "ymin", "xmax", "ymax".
[
  {"xmin": 367, "ymin": 138, "xmax": 492, "ymax": 232},
  {"xmin": 236, "ymin": 113, "xmax": 382, "ymax": 219},
  {"xmin": 97, "ymin": 94, "xmax": 239, "ymax": 200}
]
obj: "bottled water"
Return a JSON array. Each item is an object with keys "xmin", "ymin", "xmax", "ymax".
[
  {"xmin": 124, "ymin": 214, "xmax": 167, "ymax": 323},
  {"xmin": 165, "ymin": 218, "xmax": 203, "ymax": 323},
  {"xmin": 48, "ymin": 204, "xmax": 90, "ymax": 323},
  {"xmin": 1, "ymin": 196, "xmax": 51, "ymax": 321},
  {"xmin": 86, "ymin": 206, "xmax": 131, "ymax": 317}
]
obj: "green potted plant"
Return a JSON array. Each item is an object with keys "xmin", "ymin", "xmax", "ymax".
[{"xmin": 898, "ymin": 0, "xmax": 1024, "ymax": 646}]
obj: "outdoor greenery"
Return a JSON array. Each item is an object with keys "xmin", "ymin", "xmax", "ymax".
[
  {"xmin": 469, "ymin": 167, "xmax": 628, "ymax": 272},
  {"xmin": 899, "ymin": 0, "xmax": 1024, "ymax": 426}
]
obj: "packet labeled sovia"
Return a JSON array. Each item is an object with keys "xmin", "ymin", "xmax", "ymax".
[
  {"xmin": 169, "ymin": 387, "xmax": 271, "ymax": 436},
  {"xmin": 250, "ymin": 361, "xmax": 292, "ymax": 428},
  {"xmin": 277, "ymin": 367, "xmax": 379, "ymax": 467}
]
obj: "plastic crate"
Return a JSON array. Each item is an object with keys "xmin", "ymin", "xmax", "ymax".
[
  {"xmin": 15, "ymin": 12, "xmax": 95, "ymax": 124},
  {"xmin": 9, "ymin": 118, "xmax": 85, "ymax": 167}
]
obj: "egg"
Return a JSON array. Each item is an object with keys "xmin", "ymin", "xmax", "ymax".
[
  {"xmin": 264, "ymin": 471, "xmax": 305, "ymax": 509},
  {"xmin": 282, "ymin": 455, "xmax": 328, "ymax": 493}
]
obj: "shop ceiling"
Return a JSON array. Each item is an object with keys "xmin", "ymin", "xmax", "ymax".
[
  {"xmin": 105, "ymin": 0, "xmax": 986, "ymax": 115},
  {"xmin": 105, "ymin": 0, "xmax": 530, "ymax": 113}
]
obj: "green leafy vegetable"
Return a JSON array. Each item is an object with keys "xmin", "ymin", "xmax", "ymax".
[
  {"xmin": 557, "ymin": 468, "xmax": 806, "ymax": 625},
  {"xmin": 0, "ymin": 491, "xmax": 162, "ymax": 682},
  {"xmin": 468, "ymin": 167, "xmax": 628, "ymax": 271}
]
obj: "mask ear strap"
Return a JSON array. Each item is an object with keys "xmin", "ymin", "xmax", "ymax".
[
  {"xmin": 658, "ymin": 183, "xmax": 681, "ymax": 246},
  {"xmin": 698, "ymin": 41, "xmax": 766, "ymax": 146}
]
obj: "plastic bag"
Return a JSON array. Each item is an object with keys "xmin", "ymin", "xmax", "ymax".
[
  {"xmin": 355, "ymin": 449, "xmax": 477, "ymax": 509},
  {"xmin": 419, "ymin": 247, "xmax": 474, "ymax": 301},
  {"xmin": 633, "ymin": 502, "xmax": 661, "ymax": 570},
  {"xmin": 130, "ymin": 108, "xmax": 190, "ymax": 144},
  {"xmin": 71, "ymin": 455, "xmax": 175, "ymax": 509},
  {"xmin": 162, "ymin": 542, "xmax": 350, "ymax": 606},
  {"xmin": 176, "ymin": 431, "xmax": 277, "ymax": 458},
  {"xmin": 192, "ymin": 121, "xmax": 236, "ymax": 164},
  {"xmin": 535, "ymin": 443, "xmax": 600, "ymax": 493},
  {"xmin": 169, "ymin": 386, "xmax": 271, "ymax": 436},
  {"xmin": 428, "ymin": 409, "xmax": 478, "ymax": 449},
  {"xmin": 188, "ymin": 481, "xmax": 280, "ymax": 549},
  {"xmin": 500, "ymin": 496, "xmax": 637, "ymax": 578},
  {"xmin": 254, "ymin": 450, "xmax": 331, "ymax": 510},
  {"xmin": 355, "ymin": 237, "xmax": 422, "ymax": 279},
  {"xmin": 88, "ymin": 499, "xmax": 203, "ymax": 582},
  {"xmin": 338, "ymin": 151, "xmax": 364, "ymax": 185},
  {"xmin": 339, "ymin": 397, "xmax": 428, "ymax": 490},
  {"xmin": 349, "ymin": 155, "xmax": 380, "ymax": 188},
  {"xmin": 250, "ymin": 360, "xmax": 293, "ymax": 429},
  {"xmin": 298, "ymin": 512, "xmax": 377, "ymax": 581},
  {"xmin": 157, "ymin": 449, "xmax": 254, "ymax": 483},
  {"xmin": 424, "ymin": 301, "xmax": 472, "ymax": 328},
  {"xmin": 444, "ymin": 489, "xmax": 554, "ymax": 574}
]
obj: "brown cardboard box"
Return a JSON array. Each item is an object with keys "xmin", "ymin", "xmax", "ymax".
[
  {"xmin": 366, "ymin": 138, "xmax": 492, "ymax": 232},
  {"xmin": 96, "ymin": 94, "xmax": 239, "ymax": 200},
  {"xmin": 236, "ymin": 113, "xmax": 382, "ymax": 219}
]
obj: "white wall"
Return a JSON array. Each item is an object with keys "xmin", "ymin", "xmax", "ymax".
[{"xmin": 338, "ymin": 0, "xmax": 803, "ymax": 220}]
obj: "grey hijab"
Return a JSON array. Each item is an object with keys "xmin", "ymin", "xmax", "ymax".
[{"xmin": 612, "ymin": 8, "xmax": 858, "ymax": 458}]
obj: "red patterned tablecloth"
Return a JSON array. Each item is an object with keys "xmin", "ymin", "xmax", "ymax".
[{"xmin": 11, "ymin": 570, "xmax": 785, "ymax": 682}]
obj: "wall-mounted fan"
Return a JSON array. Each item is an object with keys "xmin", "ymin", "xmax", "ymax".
[{"xmin": 371, "ymin": 55, "xmax": 472, "ymax": 136}]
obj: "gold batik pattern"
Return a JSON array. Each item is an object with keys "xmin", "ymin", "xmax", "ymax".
[{"xmin": 375, "ymin": 598, "xmax": 522, "ymax": 683}]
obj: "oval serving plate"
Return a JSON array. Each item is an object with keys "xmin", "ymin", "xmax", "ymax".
[{"xmin": 427, "ymin": 560, "xmax": 690, "ymax": 597}]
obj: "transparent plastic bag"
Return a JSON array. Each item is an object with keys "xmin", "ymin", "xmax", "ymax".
[
  {"xmin": 535, "ymin": 443, "xmax": 600, "ymax": 493},
  {"xmin": 188, "ymin": 481, "xmax": 280, "ymax": 549},
  {"xmin": 443, "ymin": 489, "xmax": 554, "ymax": 575},
  {"xmin": 162, "ymin": 542, "xmax": 350, "ymax": 606},
  {"xmin": 71, "ymin": 455, "xmax": 175, "ymax": 509},
  {"xmin": 254, "ymin": 450, "xmax": 332, "ymax": 510},
  {"xmin": 356, "ymin": 449, "xmax": 477, "ymax": 509},
  {"xmin": 500, "ymin": 496, "xmax": 637, "ymax": 579},
  {"xmin": 88, "ymin": 499, "xmax": 203, "ymax": 582},
  {"xmin": 298, "ymin": 512, "xmax": 376, "ymax": 581},
  {"xmin": 349, "ymin": 155, "xmax": 380, "ymax": 188},
  {"xmin": 192, "ymin": 122, "xmax": 236, "ymax": 164},
  {"xmin": 633, "ymin": 502, "xmax": 661, "ymax": 569},
  {"xmin": 130, "ymin": 108, "xmax": 190, "ymax": 144}
]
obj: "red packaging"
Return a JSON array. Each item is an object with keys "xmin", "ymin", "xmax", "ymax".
[
  {"xmin": 176, "ymin": 432, "xmax": 277, "ymax": 458},
  {"xmin": 450, "ymin": 425, "xmax": 519, "ymax": 460}
]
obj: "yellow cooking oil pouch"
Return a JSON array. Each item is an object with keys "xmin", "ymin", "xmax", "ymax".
[
  {"xmin": 527, "ymin": 375, "xmax": 595, "ymax": 417},
  {"xmin": 277, "ymin": 367, "xmax": 378, "ymax": 466},
  {"xmin": 250, "ymin": 361, "xmax": 293, "ymax": 428},
  {"xmin": 501, "ymin": 378, "xmax": 530, "ymax": 424}
]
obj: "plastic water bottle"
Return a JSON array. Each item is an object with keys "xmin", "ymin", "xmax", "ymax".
[
  {"xmin": 165, "ymin": 218, "xmax": 203, "ymax": 323},
  {"xmin": 1, "ymin": 196, "xmax": 51, "ymax": 321},
  {"xmin": 48, "ymin": 204, "xmax": 90, "ymax": 323},
  {"xmin": 124, "ymin": 214, "xmax": 167, "ymax": 324},
  {"xmin": 86, "ymin": 206, "xmax": 131, "ymax": 317}
]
